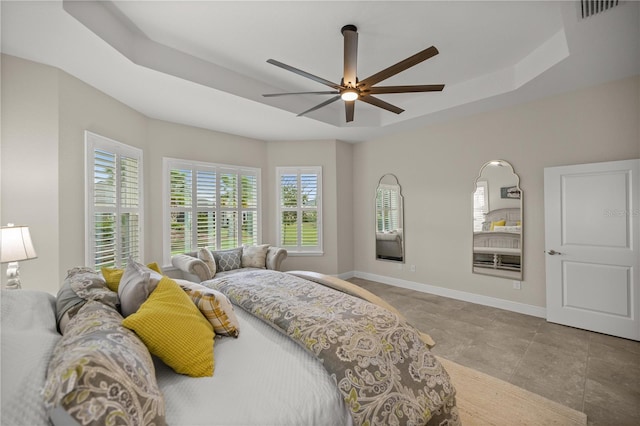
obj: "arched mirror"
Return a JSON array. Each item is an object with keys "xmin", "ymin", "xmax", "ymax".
[
  {"xmin": 375, "ymin": 174, "xmax": 405, "ymax": 263},
  {"xmin": 472, "ymin": 160, "xmax": 523, "ymax": 280}
]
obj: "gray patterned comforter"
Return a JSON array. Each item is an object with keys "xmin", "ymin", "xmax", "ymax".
[{"xmin": 205, "ymin": 269, "xmax": 459, "ymax": 426}]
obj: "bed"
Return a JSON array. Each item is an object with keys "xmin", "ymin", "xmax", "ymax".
[
  {"xmin": 473, "ymin": 208, "xmax": 521, "ymax": 274},
  {"xmin": 1, "ymin": 265, "xmax": 459, "ymax": 426}
]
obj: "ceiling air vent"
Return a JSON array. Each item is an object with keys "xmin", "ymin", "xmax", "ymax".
[{"xmin": 581, "ymin": 0, "xmax": 620, "ymax": 18}]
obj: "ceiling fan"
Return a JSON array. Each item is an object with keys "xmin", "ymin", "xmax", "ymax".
[{"xmin": 263, "ymin": 25, "xmax": 445, "ymax": 123}]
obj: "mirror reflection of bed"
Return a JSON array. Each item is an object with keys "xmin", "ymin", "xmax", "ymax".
[
  {"xmin": 473, "ymin": 208, "xmax": 522, "ymax": 278},
  {"xmin": 472, "ymin": 160, "xmax": 523, "ymax": 280},
  {"xmin": 376, "ymin": 228, "xmax": 403, "ymax": 261}
]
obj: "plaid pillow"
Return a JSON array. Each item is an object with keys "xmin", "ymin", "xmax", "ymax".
[{"xmin": 177, "ymin": 280, "xmax": 240, "ymax": 337}]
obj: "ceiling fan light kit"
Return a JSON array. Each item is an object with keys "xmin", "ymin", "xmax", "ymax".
[
  {"xmin": 264, "ymin": 24, "xmax": 444, "ymax": 123},
  {"xmin": 340, "ymin": 89, "xmax": 359, "ymax": 101}
]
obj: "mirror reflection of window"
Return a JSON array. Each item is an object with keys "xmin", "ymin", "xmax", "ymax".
[
  {"xmin": 375, "ymin": 174, "xmax": 404, "ymax": 263},
  {"xmin": 473, "ymin": 180, "xmax": 489, "ymax": 232},
  {"xmin": 376, "ymin": 184, "xmax": 400, "ymax": 232}
]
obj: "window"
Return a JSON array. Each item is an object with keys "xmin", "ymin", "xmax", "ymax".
[
  {"xmin": 376, "ymin": 184, "xmax": 400, "ymax": 232},
  {"xmin": 276, "ymin": 167, "xmax": 322, "ymax": 254},
  {"xmin": 473, "ymin": 180, "xmax": 489, "ymax": 231},
  {"xmin": 164, "ymin": 158, "xmax": 260, "ymax": 265},
  {"xmin": 85, "ymin": 131, "xmax": 143, "ymax": 269}
]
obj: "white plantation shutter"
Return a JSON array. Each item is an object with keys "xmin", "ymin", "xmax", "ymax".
[
  {"xmin": 473, "ymin": 180, "xmax": 489, "ymax": 231},
  {"xmin": 86, "ymin": 132, "xmax": 143, "ymax": 269},
  {"xmin": 376, "ymin": 185, "xmax": 400, "ymax": 232},
  {"xmin": 164, "ymin": 159, "xmax": 260, "ymax": 265},
  {"xmin": 241, "ymin": 173, "xmax": 258, "ymax": 246},
  {"xmin": 196, "ymin": 170, "xmax": 216, "ymax": 249},
  {"xmin": 169, "ymin": 168, "xmax": 194, "ymax": 255},
  {"xmin": 276, "ymin": 167, "xmax": 322, "ymax": 254}
]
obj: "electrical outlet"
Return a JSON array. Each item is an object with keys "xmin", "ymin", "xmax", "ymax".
[
  {"xmin": 513, "ymin": 280, "xmax": 521, "ymax": 290},
  {"xmin": 410, "ymin": 264, "xmax": 416, "ymax": 272}
]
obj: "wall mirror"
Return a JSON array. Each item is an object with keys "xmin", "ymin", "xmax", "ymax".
[
  {"xmin": 472, "ymin": 160, "xmax": 523, "ymax": 280},
  {"xmin": 375, "ymin": 174, "xmax": 405, "ymax": 263}
]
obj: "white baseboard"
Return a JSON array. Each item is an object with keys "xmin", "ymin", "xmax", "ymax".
[{"xmin": 350, "ymin": 271, "xmax": 547, "ymax": 318}]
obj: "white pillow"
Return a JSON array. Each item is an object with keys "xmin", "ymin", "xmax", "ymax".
[
  {"xmin": 241, "ymin": 244, "xmax": 270, "ymax": 269},
  {"xmin": 198, "ymin": 248, "xmax": 217, "ymax": 279}
]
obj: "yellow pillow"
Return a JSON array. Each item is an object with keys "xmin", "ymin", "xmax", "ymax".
[
  {"xmin": 102, "ymin": 262, "xmax": 162, "ymax": 292},
  {"xmin": 122, "ymin": 276, "xmax": 215, "ymax": 377},
  {"xmin": 490, "ymin": 220, "xmax": 506, "ymax": 231}
]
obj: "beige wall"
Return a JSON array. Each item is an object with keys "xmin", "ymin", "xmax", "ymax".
[
  {"xmin": 1, "ymin": 55, "xmax": 346, "ymax": 292},
  {"xmin": 146, "ymin": 119, "xmax": 269, "ymax": 266},
  {"xmin": 335, "ymin": 140, "xmax": 354, "ymax": 275},
  {"xmin": 57, "ymin": 68, "xmax": 149, "ymax": 288},
  {"xmin": 266, "ymin": 140, "xmax": 343, "ymax": 274},
  {"xmin": 353, "ymin": 75, "xmax": 640, "ymax": 308},
  {"xmin": 1, "ymin": 56, "xmax": 60, "ymax": 293},
  {"xmin": 3, "ymin": 53, "xmax": 638, "ymax": 310}
]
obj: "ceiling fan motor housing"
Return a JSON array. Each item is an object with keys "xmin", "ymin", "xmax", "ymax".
[{"xmin": 341, "ymin": 24, "xmax": 358, "ymax": 34}]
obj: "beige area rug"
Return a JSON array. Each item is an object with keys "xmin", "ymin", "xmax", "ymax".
[{"xmin": 437, "ymin": 357, "xmax": 588, "ymax": 426}]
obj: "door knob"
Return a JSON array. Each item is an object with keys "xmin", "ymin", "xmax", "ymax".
[{"xmin": 546, "ymin": 249, "xmax": 562, "ymax": 255}]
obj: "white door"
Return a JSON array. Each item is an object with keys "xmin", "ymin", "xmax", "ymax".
[{"xmin": 544, "ymin": 159, "xmax": 639, "ymax": 341}]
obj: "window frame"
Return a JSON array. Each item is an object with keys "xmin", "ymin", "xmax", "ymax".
[
  {"xmin": 162, "ymin": 158, "xmax": 261, "ymax": 266},
  {"xmin": 84, "ymin": 131, "xmax": 144, "ymax": 269},
  {"xmin": 275, "ymin": 166, "xmax": 323, "ymax": 256}
]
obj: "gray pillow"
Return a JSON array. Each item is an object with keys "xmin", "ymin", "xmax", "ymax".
[
  {"xmin": 213, "ymin": 248, "xmax": 242, "ymax": 272},
  {"xmin": 118, "ymin": 261, "xmax": 163, "ymax": 317}
]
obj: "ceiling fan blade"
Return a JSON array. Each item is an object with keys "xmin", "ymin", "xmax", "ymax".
[
  {"xmin": 358, "ymin": 95, "xmax": 404, "ymax": 115},
  {"xmin": 267, "ymin": 59, "xmax": 342, "ymax": 90},
  {"xmin": 359, "ymin": 46, "xmax": 439, "ymax": 89},
  {"xmin": 342, "ymin": 25, "xmax": 358, "ymax": 88},
  {"xmin": 367, "ymin": 84, "xmax": 444, "ymax": 94},
  {"xmin": 345, "ymin": 100, "xmax": 355, "ymax": 122},
  {"xmin": 297, "ymin": 95, "xmax": 342, "ymax": 117},
  {"xmin": 263, "ymin": 91, "xmax": 339, "ymax": 97}
]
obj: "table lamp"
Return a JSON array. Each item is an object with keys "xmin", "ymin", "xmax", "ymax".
[{"xmin": 0, "ymin": 224, "xmax": 38, "ymax": 289}]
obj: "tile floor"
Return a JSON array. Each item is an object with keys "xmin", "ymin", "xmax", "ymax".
[{"xmin": 349, "ymin": 277, "xmax": 640, "ymax": 426}]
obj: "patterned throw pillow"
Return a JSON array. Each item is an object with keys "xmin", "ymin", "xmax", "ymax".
[
  {"xmin": 43, "ymin": 301, "xmax": 166, "ymax": 426},
  {"xmin": 122, "ymin": 276, "xmax": 215, "ymax": 377},
  {"xmin": 212, "ymin": 248, "xmax": 242, "ymax": 272},
  {"xmin": 198, "ymin": 248, "xmax": 217, "ymax": 279},
  {"xmin": 118, "ymin": 261, "xmax": 164, "ymax": 317},
  {"xmin": 178, "ymin": 280, "xmax": 240, "ymax": 337},
  {"xmin": 241, "ymin": 244, "xmax": 270, "ymax": 269},
  {"xmin": 55, "ymin": 267, "xmax": 117, "ymax": 334}
]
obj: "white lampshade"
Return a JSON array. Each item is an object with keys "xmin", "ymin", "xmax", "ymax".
[{"xmin": 0, "ymin": 225, "xmax": 38, "ymax": 263}]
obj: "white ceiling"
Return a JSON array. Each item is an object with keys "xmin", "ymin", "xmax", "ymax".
[{"xmin": 2, "ymin": 0, "xmax": 638, "ymax": 142}]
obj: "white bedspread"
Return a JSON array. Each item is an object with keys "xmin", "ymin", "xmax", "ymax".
[
  {"xmin": 155, "ymin": 307, "xmax": 353, "ymax": 426},
  {"xmin": 1, "ymin": 289, "xmax": 353, "ymax": 425},
  {"xmin": 1, "ymin": 290, "xmax": 61, "ymax": 426}
]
